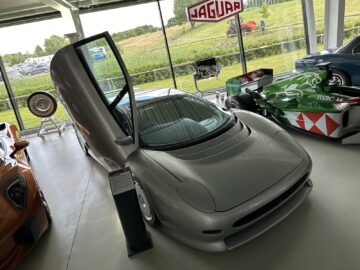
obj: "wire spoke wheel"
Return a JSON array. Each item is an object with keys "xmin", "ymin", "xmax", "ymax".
[
  {"xmin": 27, "ymin": 91, "xmax": 58, "ymax": 118},
  {"xmin": 134, "ymin": 182, "xmax": 153, "ymax": 222},
  {"xmin": 329, "ymin": 74, "xmax": 344, "ymax": 86}
]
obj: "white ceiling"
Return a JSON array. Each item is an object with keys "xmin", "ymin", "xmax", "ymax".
[{"xmin": 0, "ymin": 0, "xmax": 153, "ymax": 27}]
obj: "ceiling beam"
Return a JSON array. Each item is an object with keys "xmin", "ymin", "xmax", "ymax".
[
  {"xmin": 0, "ymin": 6, "xmax": 56, "ymax": 23},
  {"xmin": 40, "ymin": 0, "xmax": 78, "ymax": 12}
]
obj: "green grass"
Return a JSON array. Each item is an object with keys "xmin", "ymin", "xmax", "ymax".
[
  {"xmin": 0, "ymin": 103, "xmax": 69, "ymax": 129},
  {"xmin": 135, "ymin": 48, "xmax": 308, "ymax": 91}
]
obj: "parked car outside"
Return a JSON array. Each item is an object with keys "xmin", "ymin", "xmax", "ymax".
[
  {"xmin": 20, "ymin": 64, "xmax": 49, "ymax": 76},
  {"xmin": 295, "ymin": 36, "xmax": 360, "ymax": 86}
]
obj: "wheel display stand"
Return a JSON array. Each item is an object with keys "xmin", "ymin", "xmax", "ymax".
[
  {"xmin": 27, "ymin": 91, "xmax": 66, "ymax": 139},
  {"xmin": 37, "ymin": 116, "xmax": 66, "ymax": 138}
]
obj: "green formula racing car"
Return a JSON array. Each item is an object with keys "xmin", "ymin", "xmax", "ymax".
[{"xmin": 225, "ymin": 63, "xmax": 360, "ymax": 143}]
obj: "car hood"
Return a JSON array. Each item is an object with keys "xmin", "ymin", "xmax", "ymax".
[{"xmin": 146, "ymin": 117, "xmax": 304, "ymax": 211}]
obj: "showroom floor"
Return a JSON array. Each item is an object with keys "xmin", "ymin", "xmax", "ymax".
[{"xmin": 18, "ymin": 127, "xmax": 360, "ymax": 270}]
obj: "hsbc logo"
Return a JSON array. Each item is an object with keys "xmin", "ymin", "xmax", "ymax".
[
  {"xmin": 317, "ymin": 95, "xmax": 335, "ymax": 102},
  {"xmin": 187, "ymin": 0, "xmax": 243, "ymax": 22}
]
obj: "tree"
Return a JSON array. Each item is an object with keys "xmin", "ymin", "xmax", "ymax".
[
  {"xmin": 44, "ymin": 35, "xmax": 68, "ymax": 55},
  {"xmin": 259, "ymin": 4, "xmax": 270, "ymax": 20},
  {"xmin": 112, "ymin": 25, "xmax": 160, "ymax": 42},
  {"xmin": 167, "ymin": 17, "xmax": 177, "ymax": 27},
  {"xmin": 173, "ymin": 0, "xmax": 198, "ymax": 25},
  {"xmin": 2, "ymin": 53, "xmax": 29, "ymax": 66},
  {"xmin": 34, "ymin": 45, "xmax": 45, "ymax": 57}
]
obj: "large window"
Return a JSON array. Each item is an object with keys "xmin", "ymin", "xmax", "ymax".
[
  {"xmin": 160, "ymin": 0, "xmax": 244, "ymax": 93},
  {"xmin": 314, "ymin": 0, "xmax": 325, "ymax": 51},
  {"xmin": 1, "ymin": 0, "xmax": 358, "ymax": 131},
  {"xmin": 0, "ymin": 80, "xmax": 17, "ymax": 126},
  {"xmin": 80, "ymin": 2, "xmax": 174, "ymax": 91},
  {"xmin": 242, "ymin": 0, "xmax": 307, "ymax": 74},
  {"xmin": 344, "ymin": 0, "xmax": 360, "ymax": 43},
  {"xmin": 0, "ymin": 18, "xmax": 71, "ymax": 129}
]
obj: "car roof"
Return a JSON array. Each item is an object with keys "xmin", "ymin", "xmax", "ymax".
[
  {"xmin": 336, "ymin": 36, "xmax": 360, "ymax": 53},
  {"xmin": 117, "ymin": 88, "xmax": 187, "ymax": 106}
]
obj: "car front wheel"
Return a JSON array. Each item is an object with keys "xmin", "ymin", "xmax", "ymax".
[
  {"xmin": 134, "ymin": 181, "xmax": 160, "ymax": 227},
  {"xmin": 329, "ymin": 69, "xmax": 351, "ymax": 86},
  {"xmin": 73, "ymin": 124, "xmax": 89, "ymax": 156}
]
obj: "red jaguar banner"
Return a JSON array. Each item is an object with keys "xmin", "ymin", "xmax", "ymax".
[{"xmin": 187, "ymin": 0, "xmax": 243, "ymax": 22}]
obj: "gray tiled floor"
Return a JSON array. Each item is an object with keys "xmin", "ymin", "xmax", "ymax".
[{"xmin": 18, "ymin": 127, "xmax": 360, "ymax": 270}]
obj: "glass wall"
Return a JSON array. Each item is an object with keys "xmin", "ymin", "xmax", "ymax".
[
  {"xmin": 80, "ymin": 2, "xmax": 174, "ymax": 91},
  {"xmin": 1, "ymin": 0, "xmax": 358, "ymax": 130},
  {"xmin": 344, "ymin": 0, "xmax": 360, "ymax": 43},
  {"xmin": 0, "ymin": 81, "xmax": 17, "ymax": 125},
  {"xmin": 0, "ymin": 18, "xmax": 72, "ymax": 129},
  {"xmin": 314, "ymin": 0, "xmax": 325, "ymax": 52},
  {"xmin": 242, "ymin": 0, "xmax": 307, "ymax": 74},
  {"xmin": 159, "ymin": 0, "xmax": 244, "ymax": 93}
]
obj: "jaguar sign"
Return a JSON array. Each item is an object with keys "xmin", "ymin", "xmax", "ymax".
[{"xmin": 187, "ymin": 0, "xmax": 243, "ymax": 22}]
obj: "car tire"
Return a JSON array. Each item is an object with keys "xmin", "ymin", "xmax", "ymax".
[
  {"xmin": 44, "ymin": 200, "xmax": 52, "ymax": 226},
  {"xmin": 225, "ymin": 93, "xmax": 257, "ymax": 112},
  {"xmin": 134, "ymin": 180, "xmax": 160, "ymax": 227},
  {"xmin": 73, "ymin": 124, "xmax": 89, "ymax": 156},
  {"xmin": 39, "ymin": 190, "xmax": 52, "ymax": 226},
  {"xmin": 330, "ymin": 69, "xmax": 351, "ymax": 86}
]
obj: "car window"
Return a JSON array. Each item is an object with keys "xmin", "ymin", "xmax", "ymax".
[
  {"xmin": 353, "ymin": 44, "xmax": 360, "ymax": 54},
  {"xmin": 76, "ymin": 38, "xmax": 127, "ymax": 104},
  {"xmin": 137, "ymin": 95, "xmax": 234, "ymax": 149}
]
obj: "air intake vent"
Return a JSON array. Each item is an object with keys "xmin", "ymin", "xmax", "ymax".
[
  {"xmin": 233, "ymin": 174, "xmax": 309, "ymax": 228},
  {"xmin": 7, "ymin": 177, "xmax": 27, "ymax": 210}
]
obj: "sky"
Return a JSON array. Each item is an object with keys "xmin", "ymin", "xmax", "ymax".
[{"xmin": 0, "ymin": 0, "xmax": 174, "ymax": 55}]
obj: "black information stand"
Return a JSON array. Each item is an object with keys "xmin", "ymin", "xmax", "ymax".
[{"xmin": 109, "ymin": 167, "xmax": 152, "ymax": 257}]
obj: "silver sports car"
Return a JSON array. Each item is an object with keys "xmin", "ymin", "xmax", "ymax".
[{"xmin": 50, "ymin": 32, "xmax": 313, "ymax": 252}]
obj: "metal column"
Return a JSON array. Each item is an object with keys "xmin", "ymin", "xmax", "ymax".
[
  {"xmin": 324, "ymin": 0, "xmax": 345, "ymax": 50},
  {"xmin": 235, "ymin": 13, "xmax": 247, "ymax": 74},
  {"xmin": 301, "ymin": 0, "xmax": 317, "ymax": 54},
  {"xmin": 157, "ymin": 0, "xmax": 177, "ymax": 89},
  {"xmin": 0, "ymin": 56, "xmax": 25, "ymax": 130},
  {"xmin": 40, "ymin": 0, "xmax": 84, "ymax": 41}
]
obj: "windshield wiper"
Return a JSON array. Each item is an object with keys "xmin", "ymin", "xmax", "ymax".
[{"xmin": 109, "ymin": 84, "xmax": 129, "ymax": 110}]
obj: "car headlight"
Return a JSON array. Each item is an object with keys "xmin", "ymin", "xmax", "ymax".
[
  {"xmin": 7, "ymin": 175, "xmax": 27, "ymax": 210},
  {"xmin": 177, "ymin": 180, "xmax": 215, "ymax": 213}
]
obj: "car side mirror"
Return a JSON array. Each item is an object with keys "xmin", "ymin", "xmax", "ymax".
[
  {"xmin": 115, "ymin": 136, "xmax": 133, "ymax": 146},
  {"xmin": 10, "ymin": 140, "xmax": 29, "ymax": 158}
]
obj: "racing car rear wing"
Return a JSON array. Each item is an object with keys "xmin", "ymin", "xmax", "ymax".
[{"xmin": 226, "ymin": 69, "xmax": 273, "ymax": 96}]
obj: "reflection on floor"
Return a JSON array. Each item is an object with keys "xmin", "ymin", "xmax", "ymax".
[{"xmin": 18, "ymin": 127, "xmax": 360, "ymax": 270}]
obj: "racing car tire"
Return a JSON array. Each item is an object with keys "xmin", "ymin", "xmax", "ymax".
[
  {"xmin": 225, "ymin": 93, "xmax": 257, "ymax": 112},
  {"xmin": 330, "ymin": 69, "xmax": 351, "ymax": 86}
]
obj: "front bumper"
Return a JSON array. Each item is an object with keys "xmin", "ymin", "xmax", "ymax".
[{"xmin": 161, "ymin": 158, "xmax": 312, "ymax": 252}]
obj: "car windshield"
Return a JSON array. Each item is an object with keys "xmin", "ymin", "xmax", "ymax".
[{"xmin": 115, "ymin": 94, "xmax": 234, "ymax": 149}]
